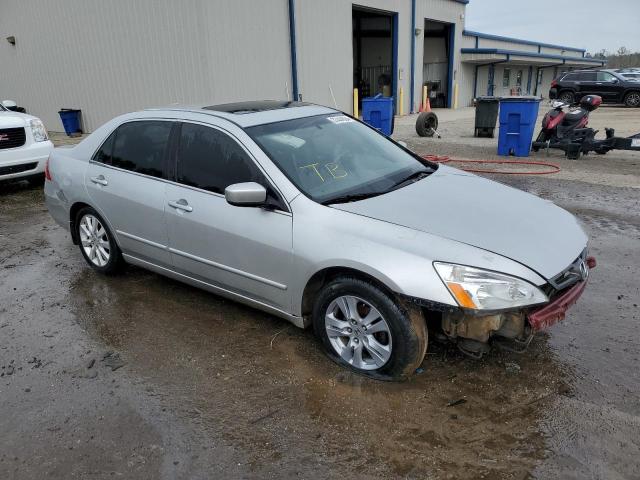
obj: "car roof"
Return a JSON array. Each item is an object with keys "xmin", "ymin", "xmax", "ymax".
[
  {"xmin": 146, "ymin": 101, "xmax": 339, "ymax": 128},
  {"xmin": 564, "ymin": 69, "xmax": 602, "ymax": 74}
]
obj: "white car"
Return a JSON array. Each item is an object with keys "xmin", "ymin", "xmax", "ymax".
[{"xmin": 0, "ymin": 100, "xmax": 53, "ymax": 184}]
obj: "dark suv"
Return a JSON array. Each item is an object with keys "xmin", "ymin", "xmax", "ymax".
[{"xmin": 550, "ymin": 70, "xmax": 640, "ymax": 107}]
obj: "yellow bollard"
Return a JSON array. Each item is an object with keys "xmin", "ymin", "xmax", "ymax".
[
  {"xmin": 353, "ymin": 88, "xmax": 359, "ymax": 118},
  {"xmin": 422, "ymin": 85, "xmax": 428, "ymax": 111},
  {"xmin": 399, "ymin": 87, "xmax": 404, "ymax": 116},
  {"xmin": 453, "ymin": 83, "xmax": 459, "ymax": 109}
]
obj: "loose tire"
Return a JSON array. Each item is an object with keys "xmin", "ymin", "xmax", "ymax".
[
  {"xmin": 558, "ymin": 91, "xmax": 574, "ymax": 104},
  {"xmin": 415, "ymin": 112, "xmax": 438, "ymax": 137},
  {"xmin": 312, "ymin": 276, "xmax": 427, "ymax": 380},
  {"xmin": 75, "ymin": 207, "xmax": 124, "ymax": 274},
  {"xmin": 624, "ymin": 91, "xmax": 640, "ymax": 108}
]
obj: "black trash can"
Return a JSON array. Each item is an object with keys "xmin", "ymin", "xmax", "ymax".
[{"xmin": 474, "ymin": 96, "xmax": 500, "ymax": 138}]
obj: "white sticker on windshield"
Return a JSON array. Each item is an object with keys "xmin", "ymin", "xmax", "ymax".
[
  {"xmin": 327, "ymin": 115, "xmax": 354, "ymax": 124},
  {"xmin": 269, "ymin": 133, "xmax": 306, "ymax": 149}
]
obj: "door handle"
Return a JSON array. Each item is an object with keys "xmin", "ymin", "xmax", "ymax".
[
  {"xmin": 168, "ymin": 199, "xmax": 193, "ymax": 212},
  {"xmin": 90, "ymin": 175, "xmax": 108, "ymax": 186}
]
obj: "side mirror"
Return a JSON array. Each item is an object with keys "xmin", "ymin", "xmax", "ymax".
[
  {"xmin": 225, "ymin": 182, "xmax": 267, "ymax": 207},
  {"xmin": 2, "ymin": 100, "xmax": 17, "ymax": 110}
]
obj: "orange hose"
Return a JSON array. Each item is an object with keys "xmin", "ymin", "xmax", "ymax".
[{"xmin": 422, "ymin": 155, "xmax": 561, "ymax": 175}]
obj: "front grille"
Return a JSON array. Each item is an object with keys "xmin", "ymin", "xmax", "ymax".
[
  {"xmin": 0, "ymin": 162, "xmax": 38, "ymax": 176},
  {"xmin": 548, "ymin": 250, "xmax": 588, "ymax": 292},
  {"xmin": 0, "ymin": 127, "xmax": 27, "ymax": 149}
]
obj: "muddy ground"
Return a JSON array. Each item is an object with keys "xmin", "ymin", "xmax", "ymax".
[{"xmin": 1, "ymin": 108, "xmax": 639, "ymax": 479}]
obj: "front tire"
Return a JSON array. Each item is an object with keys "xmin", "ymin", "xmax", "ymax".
[
  {"xmin": 76, "ymin": 207, "xmax": 124, "ymax": 274},
  {"xmin": 312, "ymin": 276, "xmax": 427, "ymax": 380},
  {"xmin": 624, "ymin": 91, "xmax": 640, "ymax": 108},
  {"xmin": 558, "ymin": 91, "xmax": 574, "ymax": 104}
]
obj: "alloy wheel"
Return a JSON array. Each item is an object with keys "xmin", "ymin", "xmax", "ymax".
[
  {"xmin": 626, "ymin": 92, "xmax": 640, "ymax": 107},
  {"xmin": 79, "ymin": 214, "xmax": 111, "ymax": 267},
  {"xmin": 324, "ymin": 295, "xmax": 392, "ymax": 370},
  {"xmin": 559, "ymin": 92, "xmax": 573, "ymax": 104}
]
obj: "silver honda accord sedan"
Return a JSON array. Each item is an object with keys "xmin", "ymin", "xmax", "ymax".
[{"xmin": 45, "ymin": 101, "xmax": 594, "ymax": 379}]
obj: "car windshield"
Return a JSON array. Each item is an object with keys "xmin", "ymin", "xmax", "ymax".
[
  {"xmin": 247, "ymin": 114, "xmax": 435, "ymax": 204},
  {"xmin": 0, "ymin": 103, "xmax": 6, "ymax": 112}
]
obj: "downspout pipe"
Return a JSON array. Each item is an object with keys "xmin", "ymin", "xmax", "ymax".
[
  {"xmin": 410, "ymin": 0, "xmax": 416, "ymax": 113},
  {"xmin": 288, "ymin": 0, "xmax": 299, "ymax": 101}
]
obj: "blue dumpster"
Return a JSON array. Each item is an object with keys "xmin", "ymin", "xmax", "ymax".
[
  {"xmin": 58, "ymin": 109, "xmax": 82, "ymax": 136},
  {"xmin": 362, "ymin": 94, "xmax": 394, "ymax": 136},
  {"xmin": 497, "ymin": 96, "xmax": 541, "ymax": 157}
]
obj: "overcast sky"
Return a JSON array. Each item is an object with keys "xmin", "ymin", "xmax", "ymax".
[{"xmin": 465, "ymin": 0, "xmax": 640, "ymax": 54}]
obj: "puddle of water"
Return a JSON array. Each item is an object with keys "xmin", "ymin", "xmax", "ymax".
[{"xmin": 68, "ymin": 265, "xmax": 566, "ymax": 478}]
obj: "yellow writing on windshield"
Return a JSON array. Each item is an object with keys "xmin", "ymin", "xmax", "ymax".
[
  {"xmin": 299, "ymin": 163, "xmax": 325, "ymax": 181},
  {"xmin": 325, "ymin": 162, "xmax": 347, "ymax": 179},
  {"xmin": 299, "ymin": 162, "xmax": 348, "ymax": 182}
]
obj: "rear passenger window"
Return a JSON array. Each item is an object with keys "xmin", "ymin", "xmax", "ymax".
[
  {"xmin": 110, "ymin": 121, "xmax": 172, "ymax": 178},
  {"xmin": 597, "ymin": 72, "xmax": 616, "ymax": 82},
  {"xmin": 93, "ymin": 131, "xmax": 115, "ymax": 164},
  {"xmin": 176, "ymin": 123, "xmax": 262, "ymax": 194}
]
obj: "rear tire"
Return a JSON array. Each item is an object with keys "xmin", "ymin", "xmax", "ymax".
[
  {"xmin": 624, "ymin": 91, "xmax": 640, "ymax": 108},
  {"xmin": 415, "ymin": 112, "xmax": 438, "ymax": 137},
  {"xmin": 312, "ymin": 276, "xmax": 427, "ymax": 380},
  {"xmin": 75, "ymin": 207, "xmax": 124, "ymax": 275},
  {"xmin": 558, "ymin": 91, "xmax": 574, "ymax": 104}
]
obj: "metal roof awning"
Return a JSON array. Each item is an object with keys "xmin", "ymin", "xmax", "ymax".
[{"xmin": 460, "ymin": 48, "xmax": 606, "ymax": 68}]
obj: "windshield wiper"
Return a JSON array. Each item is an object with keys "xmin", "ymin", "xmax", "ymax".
[
  {"xmin": 388, "ymin": 169, "xmax": 431, "ymax": 191},
  {"xmin": 321, "ymin": 191, "xmax": 386, "ymax": 205}
]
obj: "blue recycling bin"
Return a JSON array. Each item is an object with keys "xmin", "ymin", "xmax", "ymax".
[
  {"xmin": 497, "ymin": 97, "xmax": 541, "ymax": 157},
  {"xmin": 362, "ymin": 94, "xmax": 394, "ymax": 136},
  {"xmin": 58, "ymin": 109, "xmax": 82, "ymax": 136}
]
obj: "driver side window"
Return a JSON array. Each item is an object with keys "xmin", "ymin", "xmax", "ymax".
[
  {"xmin": 177, "ymin": 123, "xmax": 262, "ymax": 194},
  {"xmin": 175, "ymin": 123, "xmax": 285, "ymax": 210}
]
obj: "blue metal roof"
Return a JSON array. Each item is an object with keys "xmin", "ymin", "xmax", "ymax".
[
  {"xmin": 463, "ymin": 30, "xmax": 586, "ymax": 54},
  {"xmin": 460, "ymin": 48, "xmax": 605, "ymax": 65}
]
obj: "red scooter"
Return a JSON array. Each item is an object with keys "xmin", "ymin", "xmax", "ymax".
[{"xmin": 532, "ymin": 94, "xmax": 640, "ymax": 159}]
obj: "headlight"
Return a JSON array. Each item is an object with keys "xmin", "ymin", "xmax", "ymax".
[
  {"xmin": 434, "ymin": 262, "xmax": 548, "ymax": 310},
  {"xmin": 30, "ymin": 119, "xmax": 48, "ymax": 142}
]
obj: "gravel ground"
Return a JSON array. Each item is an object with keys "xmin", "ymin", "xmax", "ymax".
[{"xmin": 1, "ymin": 107, "xmax": 639, "ymax": 479}]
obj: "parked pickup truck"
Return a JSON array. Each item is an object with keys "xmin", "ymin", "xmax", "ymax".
[{"xmin": 0, "ymin": 100, "xmax": 53, "ymax": 184}]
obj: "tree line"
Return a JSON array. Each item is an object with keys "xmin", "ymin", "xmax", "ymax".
[{"xmin": 585, "ymin": 47, "xmax": 640, "ymax": 68}]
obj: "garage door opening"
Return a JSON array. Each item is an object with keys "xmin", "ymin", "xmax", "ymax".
[
  {"xmin": 423, "ymin": 20, "xmax": 453, "ymax": 108},
  {"xmin": 353, "ymin": 7, "xmax": 397, "ymax": 110}
]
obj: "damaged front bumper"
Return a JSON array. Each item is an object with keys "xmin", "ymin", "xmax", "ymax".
[
  {"xmin": 438, "ymin": 256, "xmax": 596, "ymax": 358},
  {"xmin": 528, "ymin": 277, "xmax": 588, "ymax": 332}
]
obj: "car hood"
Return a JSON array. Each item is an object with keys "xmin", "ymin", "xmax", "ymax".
[
  {"xmin": 331, "ymin": 165, "xmax": 587, "ymax": 280},
  {"xmin": 0, "ymin": 111, "xmax": 38, "ymax": 129}
]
